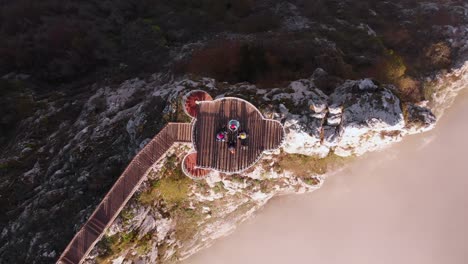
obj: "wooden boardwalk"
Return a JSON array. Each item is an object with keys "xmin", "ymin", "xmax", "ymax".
[
  {"xmin": 57, "ymin": 123, "xmax": 192, "ymax": 264},
  {"xmin": 193, "ymin": 98, "xmax": 284, "ymax": 173}
]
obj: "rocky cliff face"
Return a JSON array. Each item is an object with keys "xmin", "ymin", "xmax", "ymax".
[
  {"xmin": 1, "ymin": 1, "xmax": 467, "ymax": 263},
  {"xmin": 268, "ymin": 75, "xmax": 435, "ymax": 157}
]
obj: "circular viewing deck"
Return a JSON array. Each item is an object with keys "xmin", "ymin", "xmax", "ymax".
[{"xmin": 182, "ymin": 93, "xmax": 285, "ymax": 177}]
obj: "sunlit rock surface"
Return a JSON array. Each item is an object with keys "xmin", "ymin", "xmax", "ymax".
[{"xmin": 264, "ymin": 75, "xmax": 435, "ymax": 157}]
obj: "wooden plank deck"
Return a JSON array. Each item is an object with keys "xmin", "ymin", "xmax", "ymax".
[
  {"xmin": 57, "ymin": 123, "xmax": 192, "ymax": 264},
  {"xmin": 193, "ymin": 98, "xmax": 284, "ymax": 173}
]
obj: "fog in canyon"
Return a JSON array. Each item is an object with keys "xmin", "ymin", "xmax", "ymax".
[{"xmin": 184, "ymin": 89, "xmax": 468, "ymax": 264}]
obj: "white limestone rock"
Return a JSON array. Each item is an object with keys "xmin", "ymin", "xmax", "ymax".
[
  {"xmin": 282, "ymin": 114, "xmax": 329, "ymax": 158},
  {"xmin": 331, "ymin": 80, "xmax": 405, "ymax": 156},
  {"xmin": 138, "ymin": 214, "xmax": 157, "ymax": 239},
  {"xmin": 281, "ymin": 78, "xmax": 434, "ymax": 157}
]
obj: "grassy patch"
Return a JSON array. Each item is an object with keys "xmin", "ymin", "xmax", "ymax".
[
  {"xmin": 158, "ymin": 175, "xmax": 190, "ymax": 205},
  {"xmin": 172, "ymin": 206, "xmax": 204, "ymax": 243},
  {"xmin": 135, "ymin": 233, "xmax": 153, "ymax": 255},
  {"xmin": 96, "ymin": 231, "xmax": 138, "ymax": 263},
  {"xmin": 95, "ymin": 235, "xmax": 117, "ymax": 261},
  {"xmin": 135, "ymin": 241, "xmax": 152, "ymax": 255},
  {"xmin": 278, "ymin": 152, "xmax": 350, "ymax": 177},
  {"xmin": 138, "ymin": 176, "xmax": 190, "ymax": 206},
  {"xmin": 212, "ymin": 181, "xmax": 225, "ymax": 193},
  {"xmin": 138, "ymin": 155, "xmax": 191, "ymax": 206},
  {"xmin": 120, "ymin": 209, "xmax": 134, "ymax": 225}
]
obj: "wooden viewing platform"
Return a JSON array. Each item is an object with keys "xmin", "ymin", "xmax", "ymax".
[
  {"xmin": 194, "ymin": 98, "xmax": 284, "ymax": 173},
  {"xmin": 57, "ymin": 123, "xmax": 192, "ymax": 264},
  {"xmin": 182, "ymin": 91, "xmax": 285, "ymax": 177}
]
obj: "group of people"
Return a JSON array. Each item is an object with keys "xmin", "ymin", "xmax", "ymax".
[{"xmin": 216, "ymin": 119, "xmax": 249, "ymax": 154}]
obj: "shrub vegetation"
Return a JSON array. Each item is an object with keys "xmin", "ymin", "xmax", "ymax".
[
  {"xmin": 278, "ymin": 152, "xmax": 350, "ymax": 177},
  {"xmin": 138, "ymin": 155, "xmax": 191, "ymax": 206}
]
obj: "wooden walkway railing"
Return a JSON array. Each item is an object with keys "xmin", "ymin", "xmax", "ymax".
[{"xmin": 57, "ymin": 123, "xmax": 192, "ymax": 264}]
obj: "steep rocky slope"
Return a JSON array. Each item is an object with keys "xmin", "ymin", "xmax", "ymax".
[{"xmin": 1, "ymin": 1, "xmax": 467, "ymax": 263}]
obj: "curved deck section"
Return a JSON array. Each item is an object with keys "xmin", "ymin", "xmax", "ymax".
[
  {"xmin": 182, "ymin": 152, "xmax": 212, "ymax": 179},
  {"xmin": 183, "ymin": 90, "xmax": 213, "ymax": 118},
  {"xmin": 57, "ymin": 123, "xmax": 192, "ymax": 264},
  {"xmin": 192, "ymin": 97, "xmax": 285, "ymax": 174}
]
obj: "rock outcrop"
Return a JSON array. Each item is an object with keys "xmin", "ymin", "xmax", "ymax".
[{"xmin": 274, "ymin": 74, "xmax": 435, "ymax": 157}]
